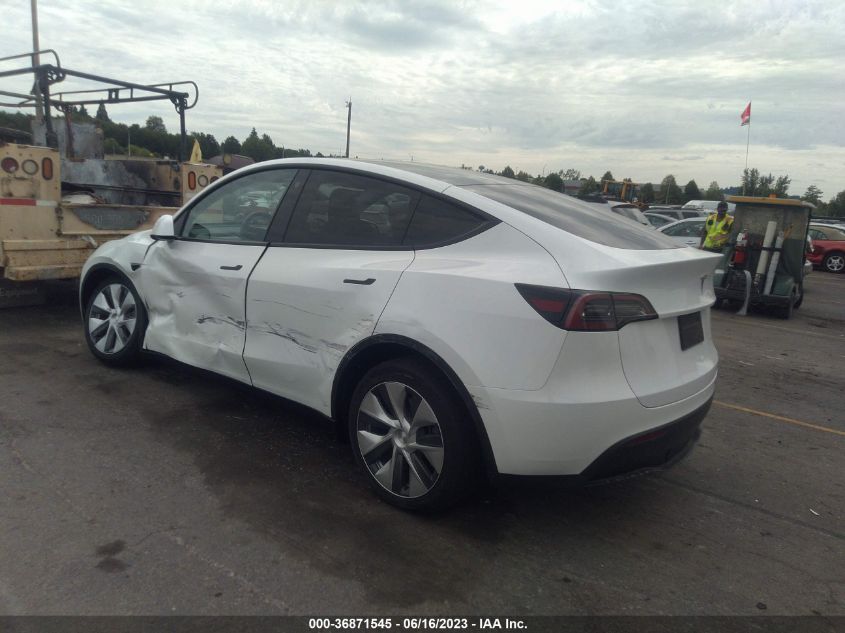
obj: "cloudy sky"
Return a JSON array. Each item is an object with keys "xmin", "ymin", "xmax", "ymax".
[{"xmin": 3, "ymin": 0, "xmax": 843, "ymax": 197}]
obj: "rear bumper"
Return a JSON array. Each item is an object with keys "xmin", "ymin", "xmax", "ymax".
[
  {"xmin": 578, "ymin": 397, "xmax": 710, "ymax": 482},
  {"xmin": 472, "ymin": 368, "xmax": 716, "ymax": 477}
]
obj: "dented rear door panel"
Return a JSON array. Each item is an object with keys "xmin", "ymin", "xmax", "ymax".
[{"xmin": 243, "ymin": 247, "xmax": 415, "ymax": 415}]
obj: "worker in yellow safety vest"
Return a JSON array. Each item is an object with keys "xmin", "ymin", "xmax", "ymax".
[{"xmin": 700, "ymin": 201, "xmax": 734, "ymax": 251}]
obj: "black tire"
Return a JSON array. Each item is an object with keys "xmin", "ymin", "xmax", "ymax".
[
  {"xmin": 793, "ymin": 281, "xmax": 804, "ymax": 309},
  {"xmin": 776, "ymin": 286, "xmax": 797, "ymax": 320},
  {"xmin": 83, "ymin": 275, "xmax": 147, "ymax": 366},
  {"xmin": 348, "ymin": 357, "xmax": 481, "ymax": 512},
  {"xmin": 822, "ymin": 251, "xmax": 845, "ymax": 273}
]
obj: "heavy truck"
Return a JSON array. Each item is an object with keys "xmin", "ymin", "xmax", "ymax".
[{"xmin": 0, "ymin": 50, "xmax": 221, "ymax": 305}]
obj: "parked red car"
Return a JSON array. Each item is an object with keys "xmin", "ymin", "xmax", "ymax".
[{"xmin": 808, "ymin": 224, "xmax": 845, "ymax": 273}]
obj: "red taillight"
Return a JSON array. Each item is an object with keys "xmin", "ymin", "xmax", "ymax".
[
  {"xmin": 563, "ymin": 292, "xmax": 616, "ymax": 331},
  {"xmin": 516, "ymin": 284, "xmax": 657, "ymax": 331},
  {"xmin": 42, "ymin": 157, "xmax": 53, "ymax": 180},
  {"xmin": 612, "ymin": 293, "xmax": 658, "ymax": 329},
  {"xmin": 2, "ymin": 157, "xmax": 19, "ymax": 174},
  {"xmin": 188, "ymin": 171, "xmax": 197, "ymax": 190}
]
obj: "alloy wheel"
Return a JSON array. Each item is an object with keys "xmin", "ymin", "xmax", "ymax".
[
  {"xmin": 825, "ymin": 254, "xmax": 844, "ymax": 272},
  {"xmin": 88, "ymin": 283, "xmax": 138, "ymax": 354},
  {"xmin": 356, "ymin": 381, "xmax": 445, "ymax": 498}
]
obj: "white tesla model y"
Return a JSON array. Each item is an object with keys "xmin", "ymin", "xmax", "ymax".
[{"xmin": 80, "ymin": 159, "xmax": 720, "ymax": 510}]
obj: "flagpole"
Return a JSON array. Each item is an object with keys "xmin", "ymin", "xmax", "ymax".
[{"xmin": 743, "ymin": 102, "xmax": 751, "ymax": 195}]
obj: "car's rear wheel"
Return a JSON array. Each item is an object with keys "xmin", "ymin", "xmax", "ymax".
[
  {"xmin": 348, "ymin": 358, "xmax": 480, "ymax": 511},
  {"xmin": 84, "ymin": 276, "xmax": 146, "ymax": 366},
  {"xmin": 823, "ymin": 251, "xmax": 844, "ymax": 273}
]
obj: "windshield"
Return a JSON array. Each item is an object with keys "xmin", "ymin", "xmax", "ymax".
[{"xmin": 462, "ymin": 184, "xmax": 678, "ymax": 249}]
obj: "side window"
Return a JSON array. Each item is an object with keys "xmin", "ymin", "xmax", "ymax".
[
  {"xmin": 682, "ymin": 222, "xmax": 704, "ymax": 237},
  {"xmin": 809, "ymin": 229, "xmax": 826, "ymax": 240},
  {"xmin": 682, "ymin": 211, "xmax": 700, "ymax": 219},
  {"xmin": 662, "ymin": 223, "xmax": 682, "ymax": 236},
  {"xmin": 181, "ymin": 169, "xmax": 296, "ymax": 242},
  {"xmin": 284, "ymin": 171, "xmax": 419, "ymax": 246},
  {"xmin": 404, "ymin": 195, "xmax": 490, "ymax": 247}
]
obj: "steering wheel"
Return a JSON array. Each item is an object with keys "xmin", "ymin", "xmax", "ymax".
[{"xmin": 240, "ymin": 210, "xmax": 272, "ymax": 241}]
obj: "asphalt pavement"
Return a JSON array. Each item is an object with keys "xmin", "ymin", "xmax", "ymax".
[{"xmin": 0, "ymin": 274, "xmax": 843, "ymax": 616}]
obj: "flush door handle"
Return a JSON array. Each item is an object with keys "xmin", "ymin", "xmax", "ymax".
[{"xmin": 343, "ymin": 278, "xmax": 376, "ymax": 285}]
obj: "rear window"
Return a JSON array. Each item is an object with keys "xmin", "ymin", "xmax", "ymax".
[
  {"xmin": 462, "ymin": 184, "xmax": 679, "ymax": 249},
  {"xmin": 404, "ymin": 195, "xmax": 491, "ymax": 247}
]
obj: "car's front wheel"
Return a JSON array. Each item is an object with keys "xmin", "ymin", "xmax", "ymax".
[
  {"xmin": 348, "ymin": 358, "xmax": 481, "ymax": 511},
  {"xmin": 823, "ymin": 251, "xmax": 844, "ymax": 273},
  {"xmin": 84, "ymin": 276, "xmax": 146, "ymax": 366}
]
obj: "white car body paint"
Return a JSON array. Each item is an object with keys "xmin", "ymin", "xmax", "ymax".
[
  {"xmin": 137, "ymin": 240, "xmax": 266, "ymax": 383},
  {"xmin": 81, "ymin": 158, "xmax": 722, "ymax": 479},
  {"xmin": 81, "ymin": 229, "xmax": 154, "ymax": 280},
  {"xmin": 375, "ymin": 222, "xmax": 569, "ymax": 392},
  {"xmin": 244, "ymin": 247, "xmax": 415, "ymax": 414},
  {"xmin": 657, "ymin": 217, "xmax": 708, "ymax": 248}
]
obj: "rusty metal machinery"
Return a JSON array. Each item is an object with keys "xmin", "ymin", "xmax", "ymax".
[{"xmin": 0, "ymin": 49, "xmax": 197, "ymax": 161}]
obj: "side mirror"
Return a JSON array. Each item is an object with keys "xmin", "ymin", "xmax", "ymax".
[{"xmin": 151, "ymin": 214, "xmax": 176, "ymax": 241}]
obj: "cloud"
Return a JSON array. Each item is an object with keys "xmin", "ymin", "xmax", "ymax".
[{"xmin": 1, "ymin": 0, "xmax": 843, "ymax": 195}]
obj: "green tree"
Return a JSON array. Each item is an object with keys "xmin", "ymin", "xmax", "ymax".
[
  {"xmin": 127, "ymin": 144, "xmax": 155, "ymax": 158},
  {"xmin": 704, "ymin": 181, "xmax": 723, "ymax": 201},
  {"xmin": 824, "ymin": 190, "xmax": 845, "ymax": 217},
  {"xmin": 741, "ymin": 168, "xmax": 760, "ymax": 195},
  {"xmin": 145, "ymin": 115, "xmax": 167, "ymax": 134},
  {"xmin": 192, "ymin": 132, "xmax": 220, "ymax": 158},
  {"xmin": 601, "ymin": 170, "xmax": 614, "ymax": 182},
  {"xmin": 579, "ymin": 176, "xmax": 599, "ymax": 195},
  {"xmin": 543, "ymin": 172, "xmax": 563, "ymax": 192},
  {"xmin": 659, "ymin": 174, "xmax": 683, "ymax": 204},
  {"xmin": 221, "ymin": 136, "xmax": 241, "ymax": 154},
  {"xmin": 757, "ymin": 173, "xmax": 775, "ymax": 197},
  {"xmin": 240, "ymin": 129, "xmax": 275, "ymax": 162},
  {"xmin": 500, "ymin": 165, "xmax": 515, "ymax": 178},
  {"xmin": 802, "ymin": 185, "xmax": 823, "ymax": 205},
  {"xmin": 684, "ymin": 180, "xmax": 701, "ymax": 202},
  {"xmin": 103, "ymin": 137, "xmax": 123, "ymax": 154},
  {"xmin": 640, "ymin": 182, "xmax": 655, "ymax": 204},
  {"xmin": 0, "ymin": 110, "xmax": 32, "ymax": 132},
  {"xmin": 95, "ymin": 103, "xmax": 110, "ymax": 123},
  {"xmin": 773, "ymin": 175, "xmax": 791, "ymax": 197},
  {"xmin": 515, "ymin": 170, "xmax": 532, "ymax": 182}
]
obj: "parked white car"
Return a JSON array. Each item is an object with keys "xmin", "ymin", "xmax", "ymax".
[
  {"xmin": 683, "ymin": 200, "xmax": 736, "ymax": 214},
  {"xmin": 644, "ymin": 212, "xmax": 675, "ymax": 228},
  {"xmin": 80, "ymin": 160, "xmax": 720, "ymax": 510},
  {"xmin": 647, "ymin": 207, "xmax": 708, "ymax": 221},
  {"xmin": 658, "ymin": 217, "xmax": 707, "ymax": 248}
]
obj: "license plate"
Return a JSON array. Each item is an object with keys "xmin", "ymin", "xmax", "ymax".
[{"xmin": 678, "ymin": 312, "xmax": 704, "ymax": 351}]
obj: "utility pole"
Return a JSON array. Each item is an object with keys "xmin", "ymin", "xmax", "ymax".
[
  {"xmin": 31, "ymin": 0, "xmax": 44, "ymax": 124},
  {"xmin": 345, "ymin": 98, "xmax": 352, "ymax": 158}
]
